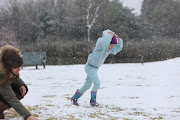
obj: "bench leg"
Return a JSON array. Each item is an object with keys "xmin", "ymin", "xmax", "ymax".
[{"xmin": 36, "ymin": 65, "xmax": 38, "ymax": 69}]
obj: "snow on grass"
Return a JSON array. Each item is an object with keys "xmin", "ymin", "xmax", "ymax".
[{"xmin": 4, "ymin": 58, "xmax": 180, "ymax": 120}]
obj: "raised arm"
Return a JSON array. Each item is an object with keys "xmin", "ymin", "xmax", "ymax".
[
  {"xmin": 110, "ymin": 36, "xmax": 123, "ymax": 55},
  {"xmin": 95, "ymin": 30, "xmax": 113, "ymax": 51}
]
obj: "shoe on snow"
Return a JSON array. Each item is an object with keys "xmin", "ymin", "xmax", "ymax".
[
  {"xmin": 71, "ymin": 97, "xmax": 79, "ymax": 106},
  {"xmin": 90, "ymin": 99, "xmax": 99, "ymax": 106}
]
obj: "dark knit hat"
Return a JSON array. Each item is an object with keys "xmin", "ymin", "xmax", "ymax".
[{"xmin": 110, "ymin": 36, "xmax": 118, "ymax": 44}]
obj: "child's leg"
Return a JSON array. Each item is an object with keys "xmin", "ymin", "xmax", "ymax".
[
  {"xmin": 71, "ymin": 70, "xmax": 93, "ymax": 106},
  {"xmin": 90, "ymin": 91, "xmax": 99, "ymax": 106},
  {"xmin": 71, "ymin": 63, "xmax": 94, "ymax": 106},
  {"xmin": 85, "ymin": 65, "xmax": 100, "ymax": 92},
  {"xmin": 78, "ymin": 63, "xmax": 97, "ymax": 94},
  {"xmin": 88, "ymin": 71, "xmax": 100, "ymax": 106},
  {"xmin": 79, "ymin": 63, "xmax": 100, "ymax": 93},
  {"xmin": 79, "ymin": 76, "xmax": 92, "ymax": 94},
  {"xmin": 90, "ymin": 72, "xmax": 100, "ymax": 92},
  {"xmin": 83, "ymin": 63, "xmax": 100, "ymax": 106}
]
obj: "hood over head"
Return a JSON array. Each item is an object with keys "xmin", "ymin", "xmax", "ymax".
[{"xmin": 0, "ymin": 44, "xmax": 22, "ymax": 75}]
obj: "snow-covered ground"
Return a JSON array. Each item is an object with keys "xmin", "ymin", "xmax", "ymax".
[{"xmin": 4, "ymin": 58, "xmax": 180, "ymax": 120}]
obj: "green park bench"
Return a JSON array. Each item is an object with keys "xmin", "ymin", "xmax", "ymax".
[{"xmin": 21, "ymin": 52, "xmax": 46, "ymax": 69}]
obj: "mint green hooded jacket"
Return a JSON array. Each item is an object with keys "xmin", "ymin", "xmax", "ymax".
[{"xmin": 87, "ymin": 29, "xmax": 123, "ymax": 68}]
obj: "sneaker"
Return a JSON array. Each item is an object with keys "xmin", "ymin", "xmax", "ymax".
[
  {"xmin": 90, "ymin": 99, "xmax": 99, "ymax": 106},
  {"xmin": 71, "ymin": 97, "xmax": 79, "ymax": 106}
]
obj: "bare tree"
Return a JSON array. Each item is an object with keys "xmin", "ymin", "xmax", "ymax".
[
  {"xmin": 86, "ymin": 0, "xmax": 103, "ymax": 42},
  {"xmin": 73, "ymin": 0, "xmax": 108, "ymax": 42}
]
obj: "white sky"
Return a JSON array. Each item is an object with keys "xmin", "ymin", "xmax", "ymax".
[{"xmin": 119, "ymin": 0, "xmax": 143, "ymax": 15}]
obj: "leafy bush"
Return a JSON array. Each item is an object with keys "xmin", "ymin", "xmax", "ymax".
[
  {"xmin": 20, "ymin": 36, "xmax": 95, "ymax": 65},
  {"xmin": 20, "ymin": 36, "xmax": 180, "ymax": 65}
]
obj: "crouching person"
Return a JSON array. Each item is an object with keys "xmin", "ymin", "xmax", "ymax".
[{"xmin": 0, "ymin": 45, "xmax": 39, "ymax": 120}]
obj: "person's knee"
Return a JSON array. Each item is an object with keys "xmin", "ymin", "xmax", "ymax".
[
  {"xmin": 84, "ymin": 82, "xmax": 92, "ymax": 90},
  {"xmin": 0, "ymin": 101, "xmax": 4, "ymax": 111},
  {"xmin": 94, "ymin": 81, "xmax": 100, "ymax": 88},
  {"xmin": 0, "ymin": 101, "xmax": 10, "ymax": 111},
  {"xmin": 0, "ymin": 101, "xmax": 10, "ymax": 119}
]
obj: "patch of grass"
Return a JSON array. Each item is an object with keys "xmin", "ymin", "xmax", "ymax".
[
  {"xmin": 109, "ymin": 117, "xmax": 119, "ymax": 120},
  {"xmin": 86, "ymin": 112, "xmax": 120, "ymax": 120},
  {"xmin": 134, "ymin": 112, "xmax": 145, "ymax": 115},
  {"xmin": 128, "ymin": 111, "xmax": 147, "ymax": 117},
  {"xmin": 46, "ymin": 117, "xmax": 58, "ymax": 120},
  {"xmin": 64, "ymin": 104, "xmax": 71, "ymax": 107},
  {"xmin": 67, "ymin": 115, "xmax": 80, "ymax": 120},
  {"xmin": 27, "ymin": 105, "xmax": 45, "ymax": 111},
  {"xmin": 136, "ymin": 76, "xmax": 145, "ymax": 80},
  {"xmin": 64, "ymin": 94, "xmax": 72, "ymax": 100},
  {"xmin": 99, "ymin": 87, "xmax": 106, "ymax": 89},
  {"xmin": 88, "ymin": 112, "xmax": 98, "ymax": 118},
  {"xmin": 26, "ymin": 83, "xmax": 32, "ymax": 85},
  {"xmin": 150, "ymin": 116, "xmax": 163, "ymax": 120},
  {"xmin": 44, "ymin": 100, "xmax": 52, "ymax": 102},
  {"xmin": 51, "ymin": 86, "xmax": 60, "ymax": 88},
  {"xmin": 132, "ymin": 108, "xmax": 137, "ymax": 111},
  {"xmin": 106, "ymin": 105, "xmax": 125, "ymax": 112},
  {"xmin": 4, "ymin": 108, "xmax": 20, "ymax": 118},
  {"xmin": 122, "ymin": 118, "xmax": 131, "ymax": 120},
  {"xmin": 64, "ymin": 94, "xmax": 71, "ymax": 96},
  {"xmin": 46, "ymin": 114, "xmax": 82, "ymax": 120},
  {"xmin": 111, "ymin": 107, "xmax": 125, "ymax": 112},
  {"xmin": 172, "ymin": 111, "xmax": 180, "ymax": 113},
  {"xmin": 4, "ymin": 106, "xmax": 40, "ymax": 119},
  {"xmin": 129, "ymin": 97, "xmax": 139, "ymax": 99},
  {"xmin": 33, "ymin": 114, "xmax": 39, "ymax": 117},
  {"xmin": 52, "ymin": 83, "xmax": 61, "ymax": 85},
  {"xmin": 64, "ymin": 96, "xmax": 71, "ymax": 100},
  {"xmin": 46, "ymin": 104, "xmax": 55, "ymax": 107},
  {"xmin": 42, "ymin": 95, "xmax": 56, "ymax": 98}
]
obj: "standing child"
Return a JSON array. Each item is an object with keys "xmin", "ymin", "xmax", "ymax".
[{"xmin": 71, "ymin": 29, "xmax": 123, "ymax": 106}]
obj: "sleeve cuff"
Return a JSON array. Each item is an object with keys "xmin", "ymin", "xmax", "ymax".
[{"xmin": 24, "ymin": 114, "xmax": 31, "ymax": 120}]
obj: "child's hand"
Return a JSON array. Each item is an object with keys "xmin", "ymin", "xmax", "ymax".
[
  {"xmin": 20, "ymin": 86, "xmax": 26, "ymax": 97},
  {"xmin": 27, "ymin": 116, "xmax": 39, "ymax": 120},
  {"xmin": 108, "ymin": 32, "xmax": 115, "ymax": 37},
  {"xmin": 116, "ymin": 36, "xmax": 120, "ymax": 42}
]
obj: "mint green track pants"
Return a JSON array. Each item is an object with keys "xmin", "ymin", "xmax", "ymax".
[{"xmin": 79, "ymin": 63, "xmax": 100, "ymax": 94}]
